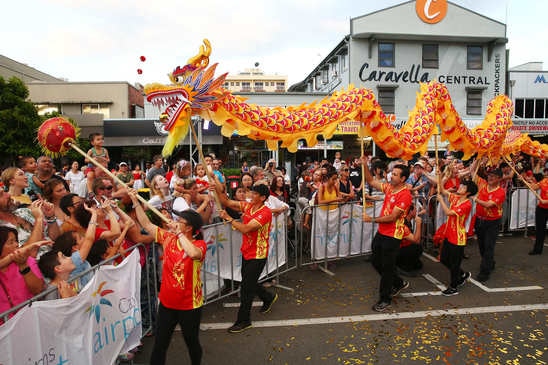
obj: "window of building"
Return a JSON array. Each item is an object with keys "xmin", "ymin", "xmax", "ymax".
[
  {"xmin": 82, "ymin": 103, "xmax": 110, "ymax": 118},
  {"xmin": 378, "ymin": 42, "xmax": 395, "ymax": 67},
  {"xmin": 422, "ymin": 44, "xmax": 439, "ymax": 69},
  {"xmin": 236, "ymin": 82, "xmax": 240, "ymax": 86},
  {"xmin": 467, "ymin": 46, "xmax": 483, "ymax": 70},
  {"xmin": 36, "ymin": 104, "xmax": 60, "ymax": 116},
  {"xmin": 276, "ymin": 82, "xmax": 285, "ymax": 91},
  {"xmin": 466, "ymin": 90, "xmax": 483, "ymax": 115},
  {"xmin": 377, "ymin": 87, "xmax": 395, "ymax": 114},
  {"xmin": 515, "ymin": 98, "xmax": 548, "ymax": 118},
  {"xmin": 241, "ymin": 82, "xmax": 251, "ymax": 91},
  {"xmin": 230, "ymin": 82, "xmax": 234, "ymax": 86},
  {"xmin": 254, "ymin": 82, "xmax": 264, "ymax": 92}
]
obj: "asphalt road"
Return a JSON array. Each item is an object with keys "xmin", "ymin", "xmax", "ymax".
[{"xmin": 132, "ymin": 234, "xmax": 547, "ymax": 365}]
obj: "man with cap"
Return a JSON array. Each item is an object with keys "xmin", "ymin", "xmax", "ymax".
[
  {"xmin": 406, "ymin": 161, "xmax": 430, "ymax": 200},
  {"xmin": 471, "ymin": 164, "xmax": 505, "ymax": 282},
  {"xmin": 216, "ymin": 182, "xmax": 278, "ymax": 333},
  {"xmin": 116, "ymin": 162, "xmax": 134, "ymax": 188}
]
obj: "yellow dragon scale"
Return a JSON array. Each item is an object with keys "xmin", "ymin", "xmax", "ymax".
[{"xmin": 145, "ymin": 39, "xmax": 548, "ymax": 160}]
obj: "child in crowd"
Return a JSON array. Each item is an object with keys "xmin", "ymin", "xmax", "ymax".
[
  {"xmin": 85, "ymin": 133, "xmax": 110, "ymax": 166},
  {"xmin": 17, "ymin": 156, "xmax": 40, "ymax": 199},
  {"xmin": 39, "ymin": 202, "xmax": 99, "ymax": 292},
  {"xmin": 194, "ymin": 163, "xmax": 209, "ymax": 194}
]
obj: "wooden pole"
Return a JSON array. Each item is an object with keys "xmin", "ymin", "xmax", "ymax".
[
  {"xmin": 69, "ymin": 143, "xmax": 170, "ymax": 224},
  {"xmin": 360, "ymin": 135, "xmax": 366, "ymax": 205},
  {"xmin": 434, "ymin": 133, "xmax": 441, "ymax": 194}
]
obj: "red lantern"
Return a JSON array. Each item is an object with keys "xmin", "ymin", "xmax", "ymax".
[
  {"xmin": 140, "ymin": 55, "xmax": 146, "ymax": 62},
  {"xmin": 137, "ymin": 68, "xmax": 143, "ymax": 75},
  {"xmin": 37, "ymin": 117, "xmax": 79, "ymax": 157}
]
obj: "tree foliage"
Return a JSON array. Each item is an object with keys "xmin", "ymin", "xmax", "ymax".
[{"xmin": 0, "ymin": 76, "xmax": 42, "ymax": 165}]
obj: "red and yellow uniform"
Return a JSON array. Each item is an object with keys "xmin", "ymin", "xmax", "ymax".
[
  {"xmin": 476, "ymin": 177, "xmax": 505, "ymax": 220},
  {"xmin": 539, "ymin": 177, "xmax": 548, "ymax": 209},
  {"xmin": 378, "ymin": 183, "xmax": 412, "ymax": 239},
  {"xmin": 156, "ymin": 227, "xmax": 207, "ymax": 310},
  {"xmin": 445, "ymin": 193, "xmax": 473, "ymax": 246},
  {"xmin": 238, "ymin": 201, "xmax": 272, "ymax": 259}
]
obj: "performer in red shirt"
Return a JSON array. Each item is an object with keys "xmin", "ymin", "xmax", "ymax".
[
  {"xmin": 129, "ymin": 190, "xmax": 207, "ymax": 365},
  {"xmin": 437, "ymin": 178, "xmax": 478, "ymax": 295},
  {"xmin": 529, "ymin": 169, "xmax": 548, "ymax": 255},
  {"xmin": 473, "ymin": 167, "xmax": 506, "ymax": 282},
  {"xmin": 363, "ymin": 160, "xmax": 412, "ymax": 312},
  {"xmin": 217, "ymin": 183, "xmax": 277, "ymax": 333}
]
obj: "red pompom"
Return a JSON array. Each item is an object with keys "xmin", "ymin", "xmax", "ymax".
[
  {"xmin": 140, "ymin": 56, "xmax": 146, "ymax": 62},
  {"xmin": 37, "ymin": 117, "xmax": 78, "ymax": 156},
  {"xmin": 137, "ymin": 69, "xmax": 143, "ymax": 75}
]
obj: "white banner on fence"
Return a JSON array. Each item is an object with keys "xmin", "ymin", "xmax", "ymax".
[
  {"xmin": 0, "ymin": 250, "xmax": 142, "ymax": 365},
  {"xmin": 509, "ymin": 189, "xmax": 546, "ymax": 230},
  {"xmin": 311, "ymin": 203, "xmax": 382, "ymax": 260},
  {"xmin": 202, "ymin": 215, "xmax": 287, "ymax": 282}
]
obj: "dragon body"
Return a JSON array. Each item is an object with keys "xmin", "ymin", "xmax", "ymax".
[{"xmin": 145, "ymin": 39, "xmax": 548, "ymax": 161}]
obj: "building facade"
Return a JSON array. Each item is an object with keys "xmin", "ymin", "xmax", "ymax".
[
  {"xmin": 291, "ymin": 0, "xmax": 508, "ymax": 140},
  {"xmin": 223, "ymin": 67, "xmax": 287, "ymax": 93}
]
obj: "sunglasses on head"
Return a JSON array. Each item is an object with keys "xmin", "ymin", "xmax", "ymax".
[{"xmin": 100, "ymin": 186, "xmax": 114, "ymax": 191}]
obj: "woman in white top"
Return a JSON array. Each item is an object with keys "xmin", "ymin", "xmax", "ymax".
[
  {"xmin": 64, "ymin": 161, "xmax": 85, "ymax": 194},
  {"xmin": 148, "ymin": 175, "xmax": 173, "ymax": 209}
]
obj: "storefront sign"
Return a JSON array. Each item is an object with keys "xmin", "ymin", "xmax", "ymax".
[
  {"xmin": 510, "ymin": 119, "xmax": 548, "ymax": 134},
  {"xmin": 297, "ymin": 140, "xmax": 344, "ymax": 150}
]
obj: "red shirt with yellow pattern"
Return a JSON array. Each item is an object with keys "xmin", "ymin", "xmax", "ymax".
[
  {"xmin": 239, "ymin": 202, "xmax": 272, "ymax": 260},
  {"xmin": 476, "ymin": 177, "xmax": 505, "ymax": 220},
  {"xmin": 155, "ymin": 227, "xmax": 207, "ymax": 310},
  {"xmin": 378, "ymin": 183, "xmax": 412, "ymax": 240},
  {"xmin": 445, "ymin": 193, "xmax": 472, "ymax": 246}
]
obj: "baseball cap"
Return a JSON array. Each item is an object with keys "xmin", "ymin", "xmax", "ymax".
[
  {"xmin": 119, "ymin": 162, "xmax": 128, "ymax": 167},
  {"xmin": 414, "ymin": 161, "xmax": 425, "ymax": 168}
]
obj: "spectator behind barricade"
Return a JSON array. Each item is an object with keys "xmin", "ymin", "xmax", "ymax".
[
  {"xmin": 2, "ymin": 167, "xmax": 31, "ymax": 206},
  {"xmin": 279, "ymin": 167, "xmax": 291, "ymax": 194},
  {"xmin": 181, "ymin": 178, "xmax": 212, "ymax": 224},
  {"xmin": 132, "ymin": 164, "xmax": 145, "ymax": 190},
  {"xmin": 64, "ymin": 161, "xmax": 85, "ymax": 195},
  {"xmin": 0, "ymin": 189, "xmax": 60, "ymax": 244},
  {"xmin": 85, "ymin": 133, "xmax": 110, "ymax": 166},
  {"xmin": 74, "ymin": 196, "xmax": 121, "ymax": 246},
  {"xmin": 333, "ymin": 151, "xmax": 342, "ymax": 171},
  {"xmin": 211, "ymin": 158, "xmax": 226, "ymax": 185},
  {"xmin": 270, "ymin": 176, "xmax": 289, "ymax": 204},
  {"xmin": 93, "ymin": 176, "xmax": 126, "ymax": 200},
  {"xmin": 226, "ymin": 186, "xmax": 246, "ymax": 220},
  {"xmin": 33, "ymin": 156, "xmax": 70, "ymax": 196},
  {"xmin": 263, "ymin": 159, "xmax": 280, "ymax": 185},
  {"xmin": 241, "ymin": 160, "xmax": 249, "ymax": 173},
  {"xmin": 250, "ymin": 166, "xmax": 267, "ymax": 186},
  {"xmin": 239, "ymin": 172, "xmax": 252, "ymax": 202},
  {"xmin": 194, "ymin": 163, "xmax": 210, "ymax": 194},
  {"xmin": 317, "ymin": 169, "xmax": 342, "ymax": 211},
  {"xmin": 148, "ymin": 175, "xmax": 173, "ymax": 210},
  {"xmin": 337, "ymin": 164, "xmax": 355, "ymax": 202},
  {"xmin": 364, "ymin": 160, "xmax": 387, "ymax": 203},
  {"xmin": 442, "ymin": 160, "xmax": 460, "ymax": 193},
  {"xmin": 59, "ymin": 193, "xmax": 84, "ymax": 234},
  {"xmin": 0, "ymin": 225, "xmax": 49, "ymax": 320},
  {"xmin": 44, "ymin": 202, "xmax": 99, "ymax": 293},
  {"xmin": 396, "ymin": 203, "xmax": 424, "ymax": 277},
  {"xmin": 170, "ymin": 159, "xmax": 192, "ymax": 196},
  {"xmin": 17, "ymin": 156, "xmax": 39, "ymax": 198},
  {"xmin": 406, "ymin": 161, "xmax": 430, "ymax": 199},
  {"xmin": 145, "ymin": 155, "xmax": 166, "ymax": 188},
  {"xmin": 116, "ymin": 162, "xmax": 134, "ymax": 188},
  {"xmin": 348, "ymin": 157, "xmax": 363, "ymax": 201},
  {"xmin": 42, "ymin": 178, "xmax": 69, "ymax": 226}
]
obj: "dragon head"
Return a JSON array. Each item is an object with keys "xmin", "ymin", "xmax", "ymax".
[{"xmin": 144, "ymin": 39, "xmax": 228, "ymax": 156}]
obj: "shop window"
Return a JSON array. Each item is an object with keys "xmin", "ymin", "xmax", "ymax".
[
  {"xmin": 241, "ymin": 82, "xmax": 251, "ymax": 92},
  {"xmin": 377, "ymin": 87, "xmax": 395, "ymax": 114},
  {"xmin": 535, "ymin": 99, "xmax": 546, "ymax": 118},
  {"xmin": 467, "ymin": 46, "xmax": 483, "ymax": 70},
  {"xmin": 466, "ymin": 90, "xmax": 483, "ymax": 115},
  {"xmin": 422, "ymin": 44, "xmax": 439, "ymax": 69},
  {"xmin": 514, "ymin": 99, "xmax": 524, "ymax": 118},
  {"xmin": 82, "ymin": 103, "xmax": 110, "ymax": 118},
  {"xmin": 378, "ymin": 42, "xmax": 395, "ymax": 67}
]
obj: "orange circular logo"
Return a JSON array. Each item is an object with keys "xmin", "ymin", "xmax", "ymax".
[{"xmin": 416, "ymin": 0, "xmax": 448, "ymax": 24}]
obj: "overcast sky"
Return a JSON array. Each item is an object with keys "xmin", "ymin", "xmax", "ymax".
[{"xmin": 2, "ymin": 0, "xmax": 546, "ymax": 87}]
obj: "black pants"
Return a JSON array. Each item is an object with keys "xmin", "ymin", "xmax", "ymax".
[
  {"xmin": 237, "ymin": 258, "xmax": 275, "ymax": 324},
  {"xmin": 150, "ymin": 303, "xmax": 202, "ymax": 365},
  {"xmin": 534, "ymin": 206, "xmax": 547, "ymax": 253},
  {"xmin": 396, "ymin": 244, "xmax": 423, "ymax": 272},
  {"xmin": 475, "ymin": 218, "xmax": 500, "ymax": 276},
  {"xmin": 371, "ymin": 233, "xmax": 403, "ymax": 303},
  {"xmin": 440, "ymin": 240, "xmax": 465, "ymax": 288}
]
